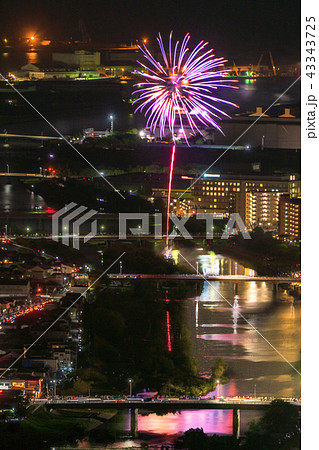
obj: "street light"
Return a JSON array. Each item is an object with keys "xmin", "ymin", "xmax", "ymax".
[
  {"xmin": 119, "ymin": 260, "xmax": 123, "ymax": 276},
  {"xmin": 128, "ymin": 379, "xmax": 132, "ymax": 397},
  {"xmin": 196, "ymin": 261, "xmax": 199, "ymax": 275}
]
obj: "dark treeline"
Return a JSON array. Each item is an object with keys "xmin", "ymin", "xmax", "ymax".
[
  {"xmin": 63, "ymin": 282, "xmax": 227, "ymax": 396},
  {"xmin": 213, "ymin": 228, "xmax": 300, "ymax": 276}
]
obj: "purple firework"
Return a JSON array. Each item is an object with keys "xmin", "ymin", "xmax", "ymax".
[{"xmin": 133, "ymin": 32, "xmax": 238, "ymax": 144}]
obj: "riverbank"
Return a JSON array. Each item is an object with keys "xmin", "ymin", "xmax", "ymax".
[{"xmin": 211, "ymin": 232, "xmax": 300, "ymax": 277}]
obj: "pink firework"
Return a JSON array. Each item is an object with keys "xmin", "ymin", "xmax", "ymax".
[{"xmin": 133, "ymin": 32, "xmax": 237, "ymax": 143}]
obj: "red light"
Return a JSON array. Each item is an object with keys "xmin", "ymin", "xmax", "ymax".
[{"xmin": 166, "ymin": 311, "xmax": 172, "ymax": 352}]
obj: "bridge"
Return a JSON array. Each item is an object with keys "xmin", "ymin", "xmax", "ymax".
[
  {"xmin": 108, "ymin": 274, "xmax": 300, "ymax": 283},
  {"xmin": 46, "ymin": 398, "xmax": 300, "ymax": 438},
  {"xmin": 5, "ymin": 231, "xmax": 223, "ymax": 239},
  {"xmin": 0, "ymin": 173, "xmax": 55, "ymax": 178},
  {"xmin": 0, "ymin": 133, "xmax": 62, "ymax": 141}
]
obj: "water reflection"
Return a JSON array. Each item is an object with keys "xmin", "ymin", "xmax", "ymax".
[
  {"xmin": 137, "ymin": 409, "xmax": 233, "ymax": 436},
  {"xmin": 0, "ymin": 182, "xmax": 47, "ymax": 212},
  {"xmin": 198, "ymin": 253, "xmax": 256, "ymax": 276},
  {"xmin": 26, "ymin": 52, "xmax": 39, "ymax": 64},
  {"xmin": 232, "ymin": 297, "xmax": 239, "ymax": 333},
  {"xmin": 190, "ymin": 276, "xmax": 300, "ymax": 397}
]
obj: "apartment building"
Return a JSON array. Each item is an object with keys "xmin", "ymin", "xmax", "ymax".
[
  {"xmin": 278, "ymin": 194, "xmax": 301, "ymax": 241},
  {"xmin": 191, "ymin": 175, "xmax": 289, "ymax": 230}
]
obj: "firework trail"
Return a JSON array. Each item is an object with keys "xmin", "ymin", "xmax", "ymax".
[
  {"xmin": 133, "ymin": 32, "xmax": 237, "ymax": 248},
  {"xmin": 166, "ymin": 144, "xmax": 176, "ymax": 247}
]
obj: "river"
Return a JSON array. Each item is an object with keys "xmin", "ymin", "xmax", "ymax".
[{"xmin": 0, "ymin": 180, "xmax": 48, "ymax": 213}]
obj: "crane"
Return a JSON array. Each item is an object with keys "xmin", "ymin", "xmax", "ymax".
[
  {"xmin": 79, "ymin": 18, "xmax": 91, "ymax": 43},
  {"xmin": 232, "ymin": 61, "xmax": 239, "ymax": 76},
  {"xmin": 255, "ymin": 52, "xmax": 277, "ymax": 76},
  {"xmin": 268, "ymin": 51, "xmax": 277, "ymax": 76}
]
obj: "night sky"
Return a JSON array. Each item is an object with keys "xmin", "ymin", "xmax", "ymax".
[{"xmin": 2, "ymin": 0, "xmax": 300, "ymax": 63}]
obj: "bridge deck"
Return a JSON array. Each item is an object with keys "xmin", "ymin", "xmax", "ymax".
[
  {"xmin": 47, "ymin": 399, "xmax": 300, "ymax": 411},
  {"xmin": 108, "ymin": 274, "xmax": 300, "ymax": 282}
]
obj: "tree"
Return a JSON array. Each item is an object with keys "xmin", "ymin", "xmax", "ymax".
[
  {"xmin": 242, "ymin": 400, "xmax": 300, "ymax": 449},
  {"xmin": 175, "ymin": 428, "xmax": 211, "ymax": 449},
  {"xmin": 261, "ymin": 399, "xmax": 300, "ymax": 434},
  {"xmin": 211, "ymin": 357, "xmax": 228, "ymax": 385}
]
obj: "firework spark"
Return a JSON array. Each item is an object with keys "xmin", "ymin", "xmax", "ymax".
[{"xmin": 133, "ymin": 32, "xmax": 237, "ymax": 143}]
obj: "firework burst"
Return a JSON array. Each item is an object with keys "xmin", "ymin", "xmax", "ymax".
[{"xmin": 133, "ymin": 32, "xmax": 238, "ymax": 144}]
